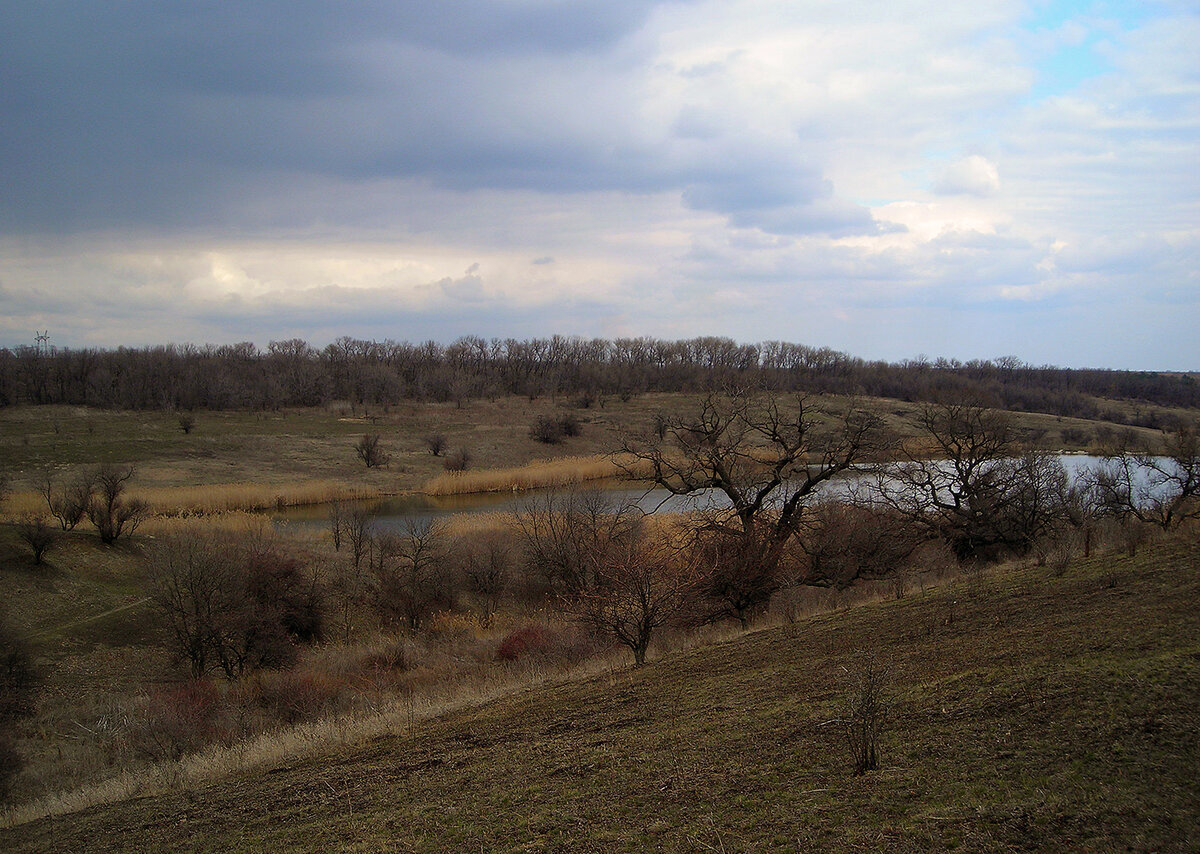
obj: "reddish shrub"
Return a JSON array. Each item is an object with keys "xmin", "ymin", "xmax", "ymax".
[
  {"xmin": 139, "ymin": 679, "xmax": 227, "ymax": 760},
  {"xmin": 495, "ymin": 623, "xmax": 554, "ymax": 661},
  {"xmin": 245, "ymin": 671, "xmax": 341, "ymax": 726}
]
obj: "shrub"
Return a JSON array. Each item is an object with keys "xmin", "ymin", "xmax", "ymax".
[
  {"xmin": 242, "ymin": 670, "xmax": 341, "ymax": 726},
  {"xmin": 17, "ymin": 514, "xmax": 59, "ymax": 564},
  {"xmin": 496, "ymin": 623, "xmax": 554, "ymax": 661},
  {"xmin": 530, "ymin": 416, "xmax": 565, "ymax": 444},
  {"xmin": 558, "ymin": 414, "xmax": 582, "ymax": 437},
  {"xmin": 424, "ymin": 434, "xmax": 448, "ymax": 457},
  {"xmin": 840, "ymin": 656, "xmax": 890, "ymax": 774},
  {"xmin": 354, "ymin": 433, "xmax": 391, "ymax": 468},
  {"xmin": 87, "ymin": 465, "xmax": 146, "ymax": 544},
  {"xmin": 40, "ymin": 471, "xmax": 93, "ymax": 530},
  {"xmin": 137, "ymin": 679, "xmax": 228, "ymax": 761},
  {"xmin": 177, "ymin": 412, "xmax": 196, "ymax": 434},
  {"xmin": 530, "ymin": 416, "xmax": 582, "ymax": 444},
  {"xmin": 443, "ymin": 448, "xmax": 472, "ymax": 472}
]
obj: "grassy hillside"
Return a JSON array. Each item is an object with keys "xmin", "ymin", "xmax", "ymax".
[
  {"xmin": 4, "ymin": 533, "xmax": 1197, "ymax": 852},
  {"xmin": 0, "ymin": 395, "xmax": 1145, "ymax": 515}
]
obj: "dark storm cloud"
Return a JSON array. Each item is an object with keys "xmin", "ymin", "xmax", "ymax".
[{"xmin": 0, "ymin": 0, "xmax": 877, "ymax": 238}]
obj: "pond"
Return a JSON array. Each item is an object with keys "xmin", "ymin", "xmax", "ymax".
[{"xmin": 274, "ymin": 454, "xmax": 1125, "ymax": 533}]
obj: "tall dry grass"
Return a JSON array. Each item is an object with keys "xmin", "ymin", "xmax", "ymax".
[
  {"xmin": 422, "ymin": 454, "xmax": 652, "ymax": 496},
  {"xmin": 0, "ymin": 623, "xmax": 630, "ymax": 830},
  {"xmin": 3, "ymin": 480, "xmax": 386, "ymax": 521}
]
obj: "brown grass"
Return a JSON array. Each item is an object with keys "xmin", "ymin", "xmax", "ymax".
[
  {"xmin": 2, "ymin": 480, "xmax": 387, "ymax": 522},
  {"xmin": 422, "ymin": 454, "xmax": 652, "ymax": 496}
]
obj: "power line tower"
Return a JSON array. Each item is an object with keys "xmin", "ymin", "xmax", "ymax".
[{"xmin": 34, "ymin": 330, "xmax": 51, "ymax": 356}]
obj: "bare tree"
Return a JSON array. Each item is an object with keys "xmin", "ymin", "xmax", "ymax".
[
  {"xmin": 40, "ymin": 470, "xmax": 93, "ymax": 530},
  {"xmin": 146, "ymin": 529, "xmax": 238, "ymax": 678},
  {"xmin": 459, "ymin": 529, "xmax": 513, "ymax": 621},
  {"xmin": 87, "ymin": 465, "xmax": 147, "ymax": 544},
  {"xmin": 873, "ymin": 402, "xmax": 1070, "ymax": 560},
  {"xmin": 147, "ymin": 529, "xmax": 323, "ymax": 679},
  {"xmin": 328, "ymin": 499, "xmax": 345, "ymax": 551},
  {"xmin": 514, "ymin": 489, "xmax": 643, "ymax": 596},
  {"xmin": 1092, "ymin": 424, "xmax": 1200, "ymax": 529},
  {"xmin": 566, "ymin": 529, "xmax": 700, "ymax": 666},
  {"xmin": 619, "ymin": 391, "xmax": 885, "ymax": 627},
  {"xmin": 354, "ymin": 433, "xmax": 391, "ymax": 468},
  {"xmin": 335, "ymin": 505, "xmax": 373, "ymax": 638},
  {"xmin": 423, "ymin": 434, "xmax": 448, "ymax": 457},
  {"xmin": 17, "ymin": 515, "xmax": 59, "ymax": 565},
  {"xmin": 372, "ymin": 520, "xmax": 448, "ymax": 631}
]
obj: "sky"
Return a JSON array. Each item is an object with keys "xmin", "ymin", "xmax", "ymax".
[{"xmin": 1, "ymin": 0, "xmax": 1197, "ymax": 370}]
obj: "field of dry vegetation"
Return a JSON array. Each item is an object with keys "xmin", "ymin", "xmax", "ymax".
[{"xmin": 0, "ymin": 392, "xmax": 1196, "ymax": 850}]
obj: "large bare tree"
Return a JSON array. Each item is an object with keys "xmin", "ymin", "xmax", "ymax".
[
  {"xmin": 619, "ymin": 391, "xmax": 886, "ymax": 626},
  {"xmin": 1092, "ymin": 424, "xmax": 1200, "ymax": 529},
  {"xmin": 873, "ymin": 402, "xmax": 1071, "ymax": 560}
]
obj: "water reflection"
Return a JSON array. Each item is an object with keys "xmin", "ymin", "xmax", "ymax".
[{"xmin": 276, "ymin": 454, "xmax": 1125, "ymax": 532}]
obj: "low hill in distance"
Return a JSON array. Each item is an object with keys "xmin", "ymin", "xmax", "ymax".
[{"xmin": 4, "ymin": 533, "xmax": 1197, "ymax": 852}]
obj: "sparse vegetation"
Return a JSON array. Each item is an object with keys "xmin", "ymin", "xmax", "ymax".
[
  {"xmin": 0, "ymin": 380, "xmax": 1197, "ymax": 851},
  {"xmin": 423, "ymin": 434, "xmax": 447, "ymax": 457},
  {"xmin": 442, "ymin": 447, "xmax": 471, "ymax": 472},
  {"xmin": 87, "ymin": 466, "xmax": 146, "ymax": 544},
  {"xmin": 353, "ymin": 433, "xmax": 391, "ymax": 469},
  {"xmin": 15, "ymin": 516, "xmax": 57, "ymax": 565}
]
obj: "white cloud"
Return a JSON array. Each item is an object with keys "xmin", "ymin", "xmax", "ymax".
[
  {"xmin": 0, "ymin": 1, "xmax": 1197, "ymax": 369},
  {"xmin": 934, "ymin": 156, "xmax": 1002, "ymax": 197}
]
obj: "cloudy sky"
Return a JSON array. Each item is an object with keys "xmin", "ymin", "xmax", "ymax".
[{"xmin": 1, "ymin": 1, "xmax": 1196, "ymax": 369}]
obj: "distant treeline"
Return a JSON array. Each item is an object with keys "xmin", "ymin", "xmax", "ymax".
[{"xmin": 1, "ymin": 336, "xmax": 1196, "ymax": 424}]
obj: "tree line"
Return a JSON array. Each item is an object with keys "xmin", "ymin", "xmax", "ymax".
[{"xmin": 1, "ymin": 336, "xmax": 1196, "ymax": 423}]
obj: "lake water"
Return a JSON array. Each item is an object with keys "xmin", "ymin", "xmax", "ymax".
[{"xmin": 274, "ymin": 454, "xmax": 1124, "ymax": 532}]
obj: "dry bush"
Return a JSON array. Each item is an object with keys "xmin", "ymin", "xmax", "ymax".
[
  {"xmin": 442, "ymin": 448, "xmax": 472, "ymax": 472},
  {"xmin": 423, "ymin": 434, "xmax": 448, "ymax": 456},
  {"xmin": 236, "ymin": 671, "xmax": 342, "ymax": 727},
  {"xmin": 354, "ymin": 433, "xmax": 391, "ymax": 468},
  {"xmin": 147, "ymin": 527, "xmax": 325, "ymax": 679},
  {"xmin": 839, "ymin": 656, "xmax": 890, "ymax": 775},
  {"xmin": 530, "ymin": 416, "xmax": 566, "ymax": 444},
  {"xmin": 495, "ymin": 624, "xmax": 555, "ymax": 662},
  {"xmin": 565, "ymin": 533, "xmax": 702, "ymax": 666},
  {"xmin": 40, "ymin": 471, "xmax": 93, "ymax": 530},
  {"xmin": 795, "ymin": 503, "xmax": 925, "ymax": 591},
  {"xmin": 453, "ymin": 529, "xmax": 515, "ymax": 621},
  {"xmin": 16, "ymin": 515, "xmax": 59, "ymax": 565},
  {"xmin": 87, "ymin": 466, "xmax": 146, "ymax": 544},
  {"xmin": 134, "ymin": 680, "xmax": 229, "ymax": 762}
]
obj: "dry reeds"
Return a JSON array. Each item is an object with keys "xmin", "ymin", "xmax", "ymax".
[
  {"xmin": 422, "ymin": 454, "xmax": 653, "ymax": 496},
  {"xmin": 3, "ymin": 480, "xmax": 386, "ymax": 522}
]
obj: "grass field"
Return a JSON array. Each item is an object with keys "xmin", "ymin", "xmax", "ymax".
[
  {"xmin": 0, "ymin": 394, "xmax": 1150, "ymax": 518},
  {"xmin": 3, "ymin": 530, "xmax": 1196, "ymax": 852}
]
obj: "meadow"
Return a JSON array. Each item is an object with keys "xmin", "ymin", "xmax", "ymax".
[{"xmin": 0, "ymin": 392, "xmax": 1194, "ymax": 850}]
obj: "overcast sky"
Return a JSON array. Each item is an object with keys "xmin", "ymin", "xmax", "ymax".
[{"xmin": 1, "ymin": 1, "xmax": 1196, "ymax": 369}]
